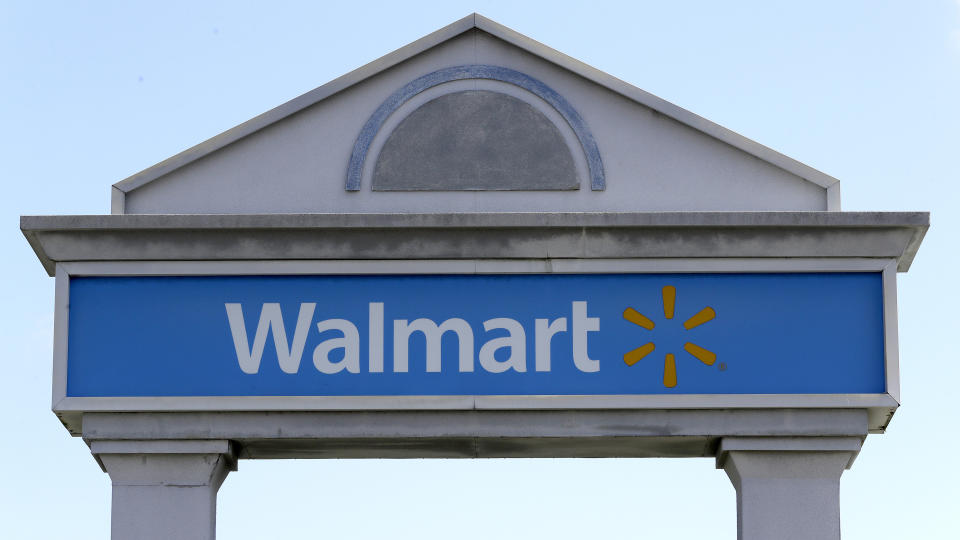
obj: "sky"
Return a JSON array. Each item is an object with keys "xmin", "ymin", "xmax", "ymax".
[{"xmin": 2, "ymin": 1, "xmax": 959, "ymax": 538}]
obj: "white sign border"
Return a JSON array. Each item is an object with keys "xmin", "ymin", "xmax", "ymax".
[{"xmin": 52, "ymin": 258, "xmax": 900, "ymax": 424}]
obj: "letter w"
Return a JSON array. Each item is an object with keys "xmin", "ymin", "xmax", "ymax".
[{"xmin": 225, "ymin": 303, "xmax": 316, "ymax": 374}]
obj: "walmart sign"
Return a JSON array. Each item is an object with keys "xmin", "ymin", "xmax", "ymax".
[{"xmin": 66, "ymin": 273, "xmax": 885, "ymax": 397}]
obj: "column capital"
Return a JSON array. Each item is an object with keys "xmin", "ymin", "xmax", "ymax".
[
  {"xmin": 91, "ymin": 439, "xmax": 237, "ymax": 482},
  {"xmin": 716, "ymin": 436, "xmax": 862, "ymax": 470},
  {"xmin": 91, "ymin": 440, "xmax": 237, "ymax": 540}
]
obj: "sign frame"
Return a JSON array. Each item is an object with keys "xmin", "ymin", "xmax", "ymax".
[{"xmin": 51, "ymin": 257, "xmax": 901, "ymax": 434}]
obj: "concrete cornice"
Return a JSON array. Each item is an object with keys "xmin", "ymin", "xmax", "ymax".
[{"xmin": 21, "ymin": 212, "xmax": 929, "ymax": 277}]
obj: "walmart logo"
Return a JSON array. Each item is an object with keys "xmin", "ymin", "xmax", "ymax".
[{"xmin": 622, "ymin": 286, "xmax": 717, "ymax": 388}]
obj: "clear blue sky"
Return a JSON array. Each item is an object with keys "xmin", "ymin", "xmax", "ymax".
[{"xmin": 3, "ymin": 1, "xmax": 958, "ymax": 538}]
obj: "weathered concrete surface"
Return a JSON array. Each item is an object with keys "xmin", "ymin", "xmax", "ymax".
[
  {"xmin": 373, "ymin": 90, "xmax": 578, "ymax": 190},
  {"xmin": 81, "ymin": 409, "xmax": 869, "ymax": 460},
  {"xmin": 21, "ymin": 211, "xmax": 929, "ymax": 276}
]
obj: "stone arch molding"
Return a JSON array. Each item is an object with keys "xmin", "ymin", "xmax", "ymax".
[{"xmin": 345, "ymin": 65, "xmax": 606, "ymax": 191}]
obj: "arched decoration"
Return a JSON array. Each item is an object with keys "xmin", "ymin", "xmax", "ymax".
[
  {"xmin": 345, "ymin": 65, "xmax": 605, "ymax": 191},
  {"xmin": 373, "ymin": 90, "xmax": 578, "ymax": 191}
]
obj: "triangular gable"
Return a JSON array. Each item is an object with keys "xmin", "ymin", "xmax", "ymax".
[{"xmin": 112, "ymin": 13, "xmax": 840, "ymax": 214}]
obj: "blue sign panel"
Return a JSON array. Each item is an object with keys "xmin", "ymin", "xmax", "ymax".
[{"xmin": 66, "ymin": 273, "xmax": 885, "ymax": 397}]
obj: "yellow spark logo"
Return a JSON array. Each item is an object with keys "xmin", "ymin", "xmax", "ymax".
[{"xmin": 622, "ymin": 286, "xmax": 717, "ymax": 388}]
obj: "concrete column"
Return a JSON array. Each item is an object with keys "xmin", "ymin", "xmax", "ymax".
[
  {"xmin": 717, "ymin": 437, "xmax": 862, "ymax": 540},
  {"xmin": 91, "ymin": 440, "xmax": 237, "ymax": 540}
]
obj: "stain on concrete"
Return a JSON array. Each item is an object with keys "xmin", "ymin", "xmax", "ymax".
[{"xmin": 372, "ymin": 90, "xmax": 578, "ymax": 191}]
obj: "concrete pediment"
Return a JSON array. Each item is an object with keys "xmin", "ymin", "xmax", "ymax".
[{"xmin": 112, "ymin": 14, "xmax": 839, "ymax": 214}]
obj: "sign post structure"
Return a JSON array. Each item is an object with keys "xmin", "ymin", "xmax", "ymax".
[{"xmin": 22, "ymin": 14, "xmax": 927, "ymax": 540}]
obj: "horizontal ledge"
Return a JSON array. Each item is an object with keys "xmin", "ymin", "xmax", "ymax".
[
  {"xmin": 21, "ymin": 211, "xmax": 929, "ymax": 231},
  {"xmin": 58, "ymin": 258, "xmax": 896, "ymax": 276},
  {"xmin": 79, "ymin": 409, "xmax": 872, "ymax": 443},
  {"xmin": 56, "ymin": 393, "xmax": 899, "ymax": 413},
  {"xmin": 21, "ymin": 212, "xmax": 928, "ymax": 277},
  {"xmin": 60, "ymin": 396, "xmax": 896, "ymax": 437}
]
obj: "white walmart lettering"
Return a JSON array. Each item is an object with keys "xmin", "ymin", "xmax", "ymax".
[{"xmin": 225, "ymin": 302, "xmax": 599, "ymax": 374}]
